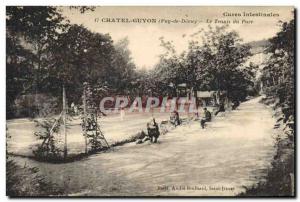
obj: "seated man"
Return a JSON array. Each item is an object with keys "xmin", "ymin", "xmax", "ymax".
[
  {"xmin": 147, "ymin": 118, "xmax": 160, "ymax": 143},
  {"xmin": 215, "ymin": 102, "xmax": 225, "ymax": 116},
  {"xmin": 231, "ymin": 100, "xmax": 239, "ymax": 110},
  {"xmin": 136, "ymin": 130, "xmax": 149, "ymax": 144},
  {"xmin": 170, "ymin": 110, "xmax": 180, "ymax": 126},
  {"xmin": 200, "ymin": 108, "xmax": 212, "ymax": 129}
]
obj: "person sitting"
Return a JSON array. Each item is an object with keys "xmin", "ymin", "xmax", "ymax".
[
  {"xmin": 147, "ymin": 118, "xmax": 160, "ymax": 143},
  {"xmin": 201, "ymin": 108, "xmax": 212, "ymax": 129},
  {"xmin": 231, "ymin": 100, "xmax": 239, "ymax": 110},
  {"xmin": 215, "ymin": 102, "xmax": 225, "ymax": 116},
  {"xmin": 170, "ymin": 110, "xmax": 180, "ymax": 126},
  {"xmin": 136, "ymin": 130, "xmax": 149, "ymax": 144}
]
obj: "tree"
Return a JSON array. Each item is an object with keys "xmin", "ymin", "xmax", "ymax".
[
  {"xmin": 112, "ymin": 37, "xmax": 137, "ymax": 95},
  {"xmin": 6, "ymin": 34, "xmax": 35, "ymax": 118},
  {"xmin": 7, "ymin": 7, "xmax": 140, "ymax": 118},
  {"xmin": 189, "ymin": 25, "xmax": 252, "ymax": 100},
  {"xmin": 6, "ymin": 6, "xmax": 66, "ymax": 92},
  {"xmin": 6, "ymin": 6, "xmax": 66, "ymax": 118},
  {"xmin": 48, "ymin": 24, "xmax": 117, "ymax": 103},
  {"xmin": 152, "ymin": 37, "xmax": 187, "ymax": 96},
  {"xmin": 261, "ymin": 19, "xmax": 295, "ymax": 120},
  {"xmin": 153, "ymin": 26, "xmax": 254, "ymax": 101},
  {"xmin": 68, "ymin": 6, "xmax": 96, "ymax": 13}
]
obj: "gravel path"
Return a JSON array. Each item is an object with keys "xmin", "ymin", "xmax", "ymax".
[{"xmin": 10, "ymin": 97, "xmax": 276, "ymax": 196}]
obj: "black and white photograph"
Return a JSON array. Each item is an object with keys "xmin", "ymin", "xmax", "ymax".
[{"xmin": 5, "ymin": 6, "xmax": 295, "ymax": 197}]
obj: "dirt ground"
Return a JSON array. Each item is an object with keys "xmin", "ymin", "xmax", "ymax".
[
  {"xmin": 9, "ymin": 97, "xmax": 277, "ymax": 196},
  {"xmin": 7, "ymin": 110, "xmax": 175, "ymax": 155}
]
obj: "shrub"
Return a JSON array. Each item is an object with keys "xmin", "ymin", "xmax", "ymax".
[{"xmin": 6, "ymin": 160, "xmax": 64, "ymax": 196}]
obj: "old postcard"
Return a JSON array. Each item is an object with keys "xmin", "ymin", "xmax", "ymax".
[{"xmin": 6, "ymin": 6, "xmax": 295, "ymax": 197}]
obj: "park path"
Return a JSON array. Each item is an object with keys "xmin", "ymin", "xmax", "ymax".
[{"xmin": 11, "ymin": 97, "xmax": 277, "ymax": 196}]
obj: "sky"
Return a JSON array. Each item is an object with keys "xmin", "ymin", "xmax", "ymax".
[{"xmin": 61, "ymin": 6, "xmax": 294, "ymax": 69}]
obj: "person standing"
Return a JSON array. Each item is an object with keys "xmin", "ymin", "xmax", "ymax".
[
  {"xmin": 120, "ymin": 107, "xmax": 125, "ymax": 121},
  {"xmin": 201, "ymin": 108, "xmax": 212, "ymax": 129}
]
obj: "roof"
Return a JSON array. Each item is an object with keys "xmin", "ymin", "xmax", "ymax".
[
  {"xmin": 177, "ymin": 83, "xmax": 187, "ymax": 88},
  {"xmin": 196, "ymin": 91, "xmax": 216, "ymax": 98}
]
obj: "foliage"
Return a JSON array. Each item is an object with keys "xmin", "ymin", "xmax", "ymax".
[
  {"xmin": 261, "ymin": 19, "xmax": 295, "ymax": 121},
  {"xmin": 68, "ymin": 6, "xmax": 96, "ymax": 13},
  {"xmin": 6, "ymin": 126, "xmax": 63, "ymax": 196},
  {"xmin": 6, "ymin": 6, "xmax": 66, "ymax": 91},
  {"xmin": 6, "ymin": 7, "xmax": 139, "ymax": 119},
  {"xmin": 151, "ymin": 37, "xmax": 187, "ymax": 96},
  {"xmin": 6, "ymin": 6, "xmax": 65, "ymax": 118},
  {"xmin": 49, "ymin": 25, "xmax": 116, "ymax": 101},
  {"xmin": 6, "ymin": 7, "xmax": 292, "ymax": 120},
  {"xmin": 153, "ymin": 26, "xmax": 254, "ymax": 101},
  {"xmin": 7, "ymin": 160, "xmax": 64, "ymax": 196},
  {"xmin": 240, "ymin": 19, "xmax": 295, "ymax": 196},
  {"xmin": 191, "ymin": 26, "xmax": 253, "ymax": 99},
  {"xmin": 239, "ymin": 123, "xmax": 294, "ymax": 196},
  {"xmin": 81, "ymin": 82, "xmax": 109, "ymax": 152},
  {"xmin": 13, "ymin": 94, "xmax": 58, "ymax": 118},
  {"xmin": 6, "ymin": 34, "xmax": 35, "ymax": 118},
  {"xmin": 111, "ymin": 130, "xmax": 147, "ymax": 147},
  {"xmin": 33, "ymin": 118, "xmax": 63, "ymax": 160},
  {"xmin": 113, "ymin": 37, "xmax": 137, "ymax": 95}
]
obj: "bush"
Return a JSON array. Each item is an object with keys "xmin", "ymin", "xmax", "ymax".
[
  {"xmin": 239, "ymin": 115, "xmax": 294, "ymax": 196},
  {"xmin": 6, "ymin": 160, "xmax": 64, "ymax": 196},
  {"xmin": 33, "ymin": 118, "xmax": 63, "ymax": 161},
  {"xmin": 13, "ymin": 94, "xmax": 58, "ymax": 118}
]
